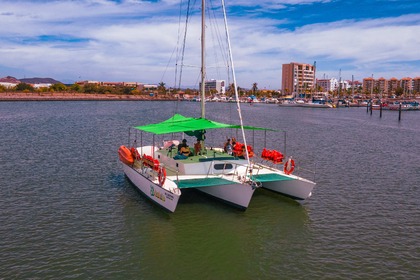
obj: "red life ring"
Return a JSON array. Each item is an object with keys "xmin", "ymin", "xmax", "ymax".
[
  {"xmin": 283, "ymin": 158, "xmax": 295, "ymax": 175},
  {"xmin": 158, "ymin": 166, "xmax": 166, "ymax": 186}
]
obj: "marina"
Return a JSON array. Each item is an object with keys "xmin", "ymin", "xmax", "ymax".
[{"xmin": 0, "ymin": 0, "xmax": 419, "ymax": 278}]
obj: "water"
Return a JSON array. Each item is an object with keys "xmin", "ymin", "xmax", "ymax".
[{"xmin": 0, "ymin": 101, "xmax": 419, "ymax": 279}]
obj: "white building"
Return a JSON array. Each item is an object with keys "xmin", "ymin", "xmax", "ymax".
[
  {"xmin": 316, "ymin": 78, "xmax": 338, "ymax": 92},
  {"xmin": 0, "ymin": 82, "xmax": 19, "ymax": 88},
  {"xmin": 33, "ymin": 83, "xmax": 52, "ymax": 89},
  {"xmin": 200, "ymin": 79, "xmax": 225, "ymax": 94}
]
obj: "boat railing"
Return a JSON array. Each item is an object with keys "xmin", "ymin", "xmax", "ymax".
[
  {"xmin": 295, "ymin": 164, "xmax": 317, "ymax": 182},
  {"xmin": 207, "ymin": 159, "xmax": 263, "ymax": 186},
  {"xmin": 253, "ymin": 159, "xmax": 317, "ymax": 183}
]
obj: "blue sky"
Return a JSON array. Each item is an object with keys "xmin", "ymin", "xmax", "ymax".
[{"xmin": 1, "ymin": 0, "xmax": 419, "ymax": 89}]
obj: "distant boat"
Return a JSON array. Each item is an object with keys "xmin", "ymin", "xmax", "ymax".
[
  {"xmin": 278, "ymin": 98, "xmax": 333, "ymax": 108},
  {"xmin": 383, "ymin": 101, "xmax": 419, "ymax": 111}
]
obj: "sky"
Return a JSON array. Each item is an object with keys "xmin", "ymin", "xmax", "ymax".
[{"xmin": 0, "ymin": 0, "xmax": 419, "ymax": 89}]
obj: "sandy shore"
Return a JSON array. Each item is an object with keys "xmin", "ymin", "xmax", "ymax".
[{"xmin": 0, "ymin": 92, "xmax": 176, "ymax": 101}]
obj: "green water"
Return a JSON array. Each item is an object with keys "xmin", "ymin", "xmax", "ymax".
[{"xmin": 0, "ymin": 101, "xmax": 419, "ymax": 279}]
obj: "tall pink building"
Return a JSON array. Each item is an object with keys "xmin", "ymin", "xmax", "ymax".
[{"xmin": 282, "ymin": 62, "xmax": 316, "ymax": 95}]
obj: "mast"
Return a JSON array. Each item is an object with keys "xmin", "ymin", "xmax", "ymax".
[
  {"xmin": 221, "ymin": 0, "xmax": 251, "ymax": 165},
  {"xmin": 200, "ymin": 0, "xmax": 206, "ymax": 118},
  {"xmin": 338, "ymin": 68, "xmax": 342, "ymax": 98}
]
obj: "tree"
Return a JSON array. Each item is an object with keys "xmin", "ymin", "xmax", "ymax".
[
  {"xmin": 252, "ymin": 82, "xmax": 258, "ymax": 96},
  {"xmin": 70, "ymin": 83, "xmax": 81, "ymax": 92},
  {"xmin": 83, "ymin": 83, "xmax": 98, "ymax": 93},
  {"xmin": 15, "ymin": 83, "xmax": 34, "ymax": 92},
  {"xmin": 226, "ymin": 83, "xmax": 235, "ymax": 97},
  {"xmin": 395, "ymin": 87, "xmax": 404, "ymax": 97},
  {"xmin": 50, "ymin": 83, "xmax": 67, "ymax": 92},
  {"xmin": 158, "ymin": 82, "xmax": 166, "ymax": 96}
]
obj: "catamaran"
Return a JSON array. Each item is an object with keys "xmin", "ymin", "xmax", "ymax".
[{"xmin": 118, "ymin": 0, "xmax": 316, "ymax": 212}]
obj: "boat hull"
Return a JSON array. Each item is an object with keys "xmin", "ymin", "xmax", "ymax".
[
  {"xmin": 261, "ymin": 176, "xmax": 315, "ymax": 200},
  {"xmin": 122, "ymin": 163, "xmax": 181, "ymax": 212},
  {"xmin": 196, "ymin": 182, "xmax": 256, "ymax": 210}
]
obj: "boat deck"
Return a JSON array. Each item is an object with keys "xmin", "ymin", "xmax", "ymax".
[
  {"xmin": 156, "ymin": 147, "xmax": 237, "ymax": 163},
  {"xmin": 250, "ymin": 173, "xmax": 294, "ymax": 182},
  {"xmin": 174, "ymin": 177, "xmax": 237, "ymax": 189}
]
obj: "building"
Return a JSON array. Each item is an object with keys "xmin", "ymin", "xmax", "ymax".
[
  {"xmin": 316, "ymin": 78, "xmax": 338, "ymax": 92},
  {"xmin": 400, "ymin": 77, "xmax": 413, "ymax": 94},
  {"xmin": 413, "ymin": 77, "xmax": 420, "ymax": 94},
  {"xmin": 388, "ymin": 77, "xmax": 399, "ymax": 93},
  {"xmin": 362, "ymin": 77, "xmax": 375, "ymax": 95},
  {"xmin": 360, "ymin": 76, "xmax": 418, "ymax": 96},
  {"xmin": 138, "ymin": 84, "xmax": 158, "ymax": 92},
  {"xmin": 377, "ymin": 77, "xmax": 388, "ymax": 95},
  {"xmin": 282, "ymin": 62, "xmax": 316, "ymax": 95},
  {"xmin": 199, "ymin": 79, "xmax": 225, "ymax": 94}
]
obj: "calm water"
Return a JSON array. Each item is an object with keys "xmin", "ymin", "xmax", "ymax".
[{"xmin": 0, "ymin": 101, "xmax": 419, "ymax": 279}]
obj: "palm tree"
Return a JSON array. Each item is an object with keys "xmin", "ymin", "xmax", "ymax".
[
  {"xmin": 252, "ymin": 82, "xmax": 258, "ymax": 96},
  {"xmin": 227, "ymin": 83, "xmax": 235, "ymax": 97},
  {"xmin": 158, "ymin": 82, "xmax": 166, "ymax": 97}
]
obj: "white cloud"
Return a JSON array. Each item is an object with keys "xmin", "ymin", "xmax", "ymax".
[{"xmin": 0, "ymin": 0, "xmax": 418, "ymax": 88}]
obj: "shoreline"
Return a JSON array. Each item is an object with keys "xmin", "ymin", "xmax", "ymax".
[{"xmin": 0, "ymin": 92, "xmax": 176, "ymax": 102}]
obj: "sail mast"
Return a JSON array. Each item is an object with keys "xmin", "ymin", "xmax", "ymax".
[{"xmin": 200, "ymin": 0, "xmax": 206, "ymax": 118}]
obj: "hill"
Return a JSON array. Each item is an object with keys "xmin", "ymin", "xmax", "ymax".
[{"xmin": 19, "ymin": 77, "xmax": 62, "ymax": 84}]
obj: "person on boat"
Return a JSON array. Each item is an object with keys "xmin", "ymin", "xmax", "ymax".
[
  {"xmin": 194, "ymin": 139, "xmax": 202, "ymax": 156},
  {"xmin": 178, "ymin": 139, "xmax": 188, "ymax": 152},
  {"xmin": 231, "ymin": 137, "xmax": 236, "ymax": 147},
  {"xmin": 224, "ymin": 138, "xmax": 233, "ymax": 155},
  {"xmin": 175, "ymin": 139, "xmax": 191, "ymax": 159}
]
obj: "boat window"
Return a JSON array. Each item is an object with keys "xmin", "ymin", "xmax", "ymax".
[{"xmin": 214, "ymin": 163, "xmax": 233, "ymax": 170}]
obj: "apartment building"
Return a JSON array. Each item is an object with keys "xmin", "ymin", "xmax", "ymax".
[
  {"xmin": 282, "ymin": 62, "xmax": 316, "ymax": 95},
  {"xmin": 400, "ymin": 77, "xmax": 413, "ymax": 93},
  {"xmin": 388, "ymin": 78, "xmax": 399, "ymax": 93},
  {"xmin": 362, "ymin": 77, "xmax": 375, "ymax": 94},
  {"xmin": 414, "ymin": 77, "xmax": 420, "ymax": 93},
  {"xmin": 377, "ymin": 77, "xmax": 388, "ymax": 94},
  {"xmin": 199, "ymin": 79, "xmax": 225, "ymax": 94},
  {"xmin": 361, "ymin": 76, "xmax": 418, "ymax": 95},
  {"xmin": 316, "ymin": 78, "xmax": 338, "ymax": 92}
]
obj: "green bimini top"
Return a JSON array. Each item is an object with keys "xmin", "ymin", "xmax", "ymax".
[{"xmin": 134, "ymin": 113, "xmax": 274, "ymax": 135}]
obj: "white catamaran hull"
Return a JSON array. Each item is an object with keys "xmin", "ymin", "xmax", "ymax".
[
  {"xmin": 122, "ymin": 163, "xmax": 181, "ymax": 212},
  {"xmin": 261, "ymin": 175, "xmax": 315, "ymax": 200},
  {"xmin": 196, "ymin": 182, "xmax": 256, "ymax": 210}
]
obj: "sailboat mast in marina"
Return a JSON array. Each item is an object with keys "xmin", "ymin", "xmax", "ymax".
[{"xmin": 200, "ymin": 0, "xmax": 206, "ymax": 119}]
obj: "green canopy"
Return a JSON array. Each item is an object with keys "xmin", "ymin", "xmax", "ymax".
[{"xmin": 134, "ymin": 114, "xmax": 273, "ymax": 135}]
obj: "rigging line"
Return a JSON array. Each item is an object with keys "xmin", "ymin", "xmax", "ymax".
[
  {"xmin": 174, "ymin": 0, "xmax": 184, "ymax": 91},
  {"xmin": 173, "ymin": 0, "xmax": 187, "ymax": 115},
  {"xmin": 211, "ymin": 1, "xmax": 231, "ymax": 82},
  {"xmin": 178, "ymin": 0, "xmax": 193, "ymax": 90},
  {"xmin": 207, "ymin": 0, "xmax": 222, "ymax": 80},
  {"xmin": 161, "ymin": 45, "xmax": 177, "ymax": 86},
  {"xmin": 207, "ymin": 1, "xmax": 231, "ymax": 98},
  {"xmin": 221, "ymin": 0, "xmax": 250, "ymax": 166}
]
